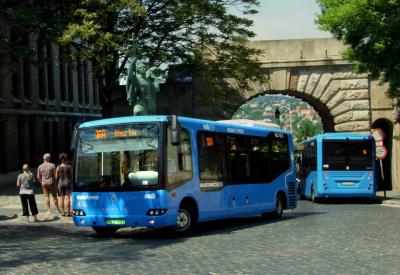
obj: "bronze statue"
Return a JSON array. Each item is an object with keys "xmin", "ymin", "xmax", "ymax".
[{"xmin": 126, "ymin": 36, "xmax": 164, "ymax": 115}]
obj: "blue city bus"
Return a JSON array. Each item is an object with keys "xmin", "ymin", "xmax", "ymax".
[
  {"xmin": 72, "ymin": 115, "xmax": 297, "ymax": 235},
  {"xmin": 298, "ymin": 133, "xmax": 376, "ymax": 201}
]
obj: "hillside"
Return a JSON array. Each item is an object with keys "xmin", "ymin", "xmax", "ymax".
[{"xmin": 233, "ymin": 95, "xmax": 323, "ymax": 143}]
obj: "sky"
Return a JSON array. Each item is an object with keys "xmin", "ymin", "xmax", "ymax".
[{"xmin": 247, "ymin": 0, "xmax": 331, "ymax": 40}]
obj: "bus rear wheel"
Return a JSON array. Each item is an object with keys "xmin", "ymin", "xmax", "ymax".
[
  {"xmin": 311, "ymin": 185, "xmax": 318, "ymax": 203},
  {"xmin": 174, "ymin": 205, "xmax": 196, "ymax": 234},
  {"xmin": 92, "ymin": 226, "xmax": 118, "ymax": 236},
  {"xmin": 272, "ymin": 193, "xmax": 284, "ymax": 219}
]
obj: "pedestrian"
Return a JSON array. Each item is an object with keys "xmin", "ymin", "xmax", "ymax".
[
  {"xmin": 37, "ymin": 153, "xmax": 61, "ymax": 214},
  {"xmin": 16, "ymin": 164, "xmax": 39, "ymax": 223},
  {"xmin": 56, "ymin": 153, "xmax": 73, "ymax": 216}
]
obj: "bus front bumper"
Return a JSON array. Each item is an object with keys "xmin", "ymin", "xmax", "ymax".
[{"xmin": 72, "ymin": 212, "xmax": 177, "ymax": 228}]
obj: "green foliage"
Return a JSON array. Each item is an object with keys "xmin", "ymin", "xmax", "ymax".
[
  {"xmin": 316, "ymin": 0, "xmax": 400, "ymax": 122},
  {"xmin": 65, "ymin": 0, "xmax": 265, "ymax": 113},
  {"xmin": 0, "ymin": 1, "xmax": 80, "ymax": 70},
  {"xmin": 297, "ymin": 120, "xmax": 320, "ymax": 143},
  {"xmin": 233, "ymin": 95, "xmax": 323, "ymax": 142}
]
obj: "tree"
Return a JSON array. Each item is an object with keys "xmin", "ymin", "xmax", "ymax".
[
  {"xmin": 1, "ymin": 0, "xmax": 266, "ymax": 117},
  {"xmin": 316, "ymin": 0, "xmax": 400, "ymax": 122},
  {"xmin": 0, "ymin": 1, "xmax": 80, "ymax": 70},
  {"xmin": 297, "ymin": 120, "xmax": 319, "ymax": 143}
]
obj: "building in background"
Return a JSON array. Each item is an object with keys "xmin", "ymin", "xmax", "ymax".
[{"xmin": 0, "ymin": 17, "xmax": 102, "ymax": 173}]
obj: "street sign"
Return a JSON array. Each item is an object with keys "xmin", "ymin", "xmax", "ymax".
[
  {"xmin": 371, "ymin": 128, "xmax": 385, "ymax": 142},
  {"xmin": 376, "ymin": 145, "xmax": 387, "ymax": 159},
  {"xmin": 375, "ymin": 141, "xmax": 383, "ymax": 147}
]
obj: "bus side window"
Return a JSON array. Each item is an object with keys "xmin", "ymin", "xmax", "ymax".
[
  {"xmin": 198, "ymin": 133, "xmax": 224, "ymax": 181},
  {"xmin": 225, "ymin": 135, "xmax": 249, "ymax": 183},
  {"xmin": 166, "ymin": 127, "xmax": 193, "ymax": 189},
  {"xmin": 269, "ymin": 133, "xmax": 290, "ymax": 181},
  {"xmin": 249, "ymin": 137, "xmax": 270, "ymax": 182}
]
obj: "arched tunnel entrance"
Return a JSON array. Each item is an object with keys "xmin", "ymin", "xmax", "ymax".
[
  {"xmin": 232, "ymin": 94, "xmax": 327, "ymax": 143},
  {"xmin": 232, "ymin": 91, "xmax": 335, "ymax": 139},
  {"xmin": 265, "ymin": 90, "xmax": 335, "ymax": 133}
]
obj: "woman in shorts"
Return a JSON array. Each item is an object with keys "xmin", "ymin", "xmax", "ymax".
[{"xmin": 56, "ymin": 153, "xmax": 73, "ymax": 216}]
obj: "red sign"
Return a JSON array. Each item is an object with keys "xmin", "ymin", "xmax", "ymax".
[{"xmin": 376, "ymin": 146, "xmax": 387, "ymax": 159}]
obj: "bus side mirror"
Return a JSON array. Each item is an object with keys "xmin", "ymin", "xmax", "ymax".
[{"xmin": 170, "ymin": 115, "xmax": 180, "ymax": 146}]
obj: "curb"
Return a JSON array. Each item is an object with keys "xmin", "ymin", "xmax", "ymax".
[{"xmin": 381, "ymin": 199, "xmax": 400, "ymax": 207}]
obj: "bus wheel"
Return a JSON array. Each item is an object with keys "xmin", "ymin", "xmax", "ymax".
[
  {"xmin": 311, "ymin": 185, "xmax": 318, "ymax": 203},
  {"xmin": 92, "ymin": 226, "xmax": 118, "ymax": 236},
  {"xmin": 272, "ymin": 193, "xmax": 284, "ymax": 219},
  {"xmin": 174, "ymin": 205, "xmax": 196, "ymax": 234}
]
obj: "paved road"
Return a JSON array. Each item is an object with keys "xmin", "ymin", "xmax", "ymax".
[{"xmin": 1, "ymin": 194, "xmax": 400, "ymax": 275}]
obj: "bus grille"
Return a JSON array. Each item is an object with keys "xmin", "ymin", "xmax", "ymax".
[{"xmin": 287, "ymin": 181, "xmax": 297, "ymax": 209}]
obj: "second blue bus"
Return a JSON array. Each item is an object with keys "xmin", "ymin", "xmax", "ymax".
[{"xmin": 298, "ymin": 133, "xmax": 376, "ymax": 201}]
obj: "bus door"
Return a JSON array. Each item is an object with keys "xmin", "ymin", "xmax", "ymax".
[
  {"xmin": 300, "ymin": 141, "xmax": 317, "ymax": 198},
  {"xmin": 197, "ymin": 132, "xmax": 227, "ymax": 219},
  {"xmin": 224, "ymin": 135, "xmax": 256, "ymax": 216}
]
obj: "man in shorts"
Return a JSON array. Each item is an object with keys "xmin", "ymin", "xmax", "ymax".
[{"xmin": 37, "ymin": 153, "xmax": 61, "ymax": 214}]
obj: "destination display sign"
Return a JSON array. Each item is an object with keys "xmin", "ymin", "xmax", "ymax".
[{"xmin": 95, "ymin": 128, "xmax": 138, "ymax": 140}]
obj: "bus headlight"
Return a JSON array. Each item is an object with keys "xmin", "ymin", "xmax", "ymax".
[
  {"xmin": 146, "ymin": 209, "xmax": 167, "ymax": 216},
  {"xmin": 73, "ymin": 209, "xmax": 86, "ymax": 216}
]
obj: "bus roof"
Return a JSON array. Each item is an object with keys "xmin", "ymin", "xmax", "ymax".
[
  {"xmin": 78, "ymin": 115, "xmax": 169, "ymax": 128},
  {"xmin": 218, "ymin": 119, "xmax": 280, "ymax": 129},
  {"xmin": 300, "ymin": 132, "xmax": 373, "ymax": 144},
  {"xmin": 78, "ymin": 115, "xmax": 291, "ymax": 136}
]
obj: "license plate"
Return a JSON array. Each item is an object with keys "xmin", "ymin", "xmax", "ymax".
[
  {"xmin": 106, "ymin": 219, "xmax": 126, "ymax": 225},
  {"xmin": 341, "ymin": 181, "xmax": 354, "ymax": 186}
]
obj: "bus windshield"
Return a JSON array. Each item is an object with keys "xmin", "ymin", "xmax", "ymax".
[
  {"xmin": 322, "ymin": 139, "xmax": 373, "ymax": 171},
  {"xmin": 74, "ymin": 123, "xmax": 160, "ymax": 191}
]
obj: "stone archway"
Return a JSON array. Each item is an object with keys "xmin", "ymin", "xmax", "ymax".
[
  {"xmin": 265, "ymin": 90, "xmax": 335, "ymax": 132},
  {"xmin": 234, "ymin": 64, "xmax": 372, "ymax": 133},
  {"xmin": 159, "ymin": 39, "xmax": 373, "ymax": 134}
]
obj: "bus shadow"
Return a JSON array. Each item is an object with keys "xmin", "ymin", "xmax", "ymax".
[
  {"xmin": 100, "ymin": 211, "xmax": 326, "ymax": 240},
  {"xmin": 314, "ymin": 198, "xmax": 381, "ymax": 205},
  {"xmin": 194, "ymin": 211, "xmax": 326, "ymax": 236}
]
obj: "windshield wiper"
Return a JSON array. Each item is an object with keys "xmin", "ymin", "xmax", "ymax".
[
  {"xmin": 79, "ymin": 139, "xmax": 94, "ymax": 153},
  {"xmin": 145, "ymin": 137, "xmax": 158, "ymax": 149}
]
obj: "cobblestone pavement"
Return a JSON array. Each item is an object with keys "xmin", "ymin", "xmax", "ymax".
[{"xmin": 1, "ymin": 192, "xmax": 400, "ymax": 275}]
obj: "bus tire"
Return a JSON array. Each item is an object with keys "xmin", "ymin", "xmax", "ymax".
[
  {"xmin": 311, "ymin": 185, "xmax": 318, "ymax": 203},
  {"xmin": 272, "ymin": 193, "xmax": 284, "ymax": 219},
  {"xmin": 92, "ymin": 226, "xmax": 118, "ymax": 236},
  {"xmin": 174, "ymin": 204, "xmax": 196, "ymax": 234}
]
